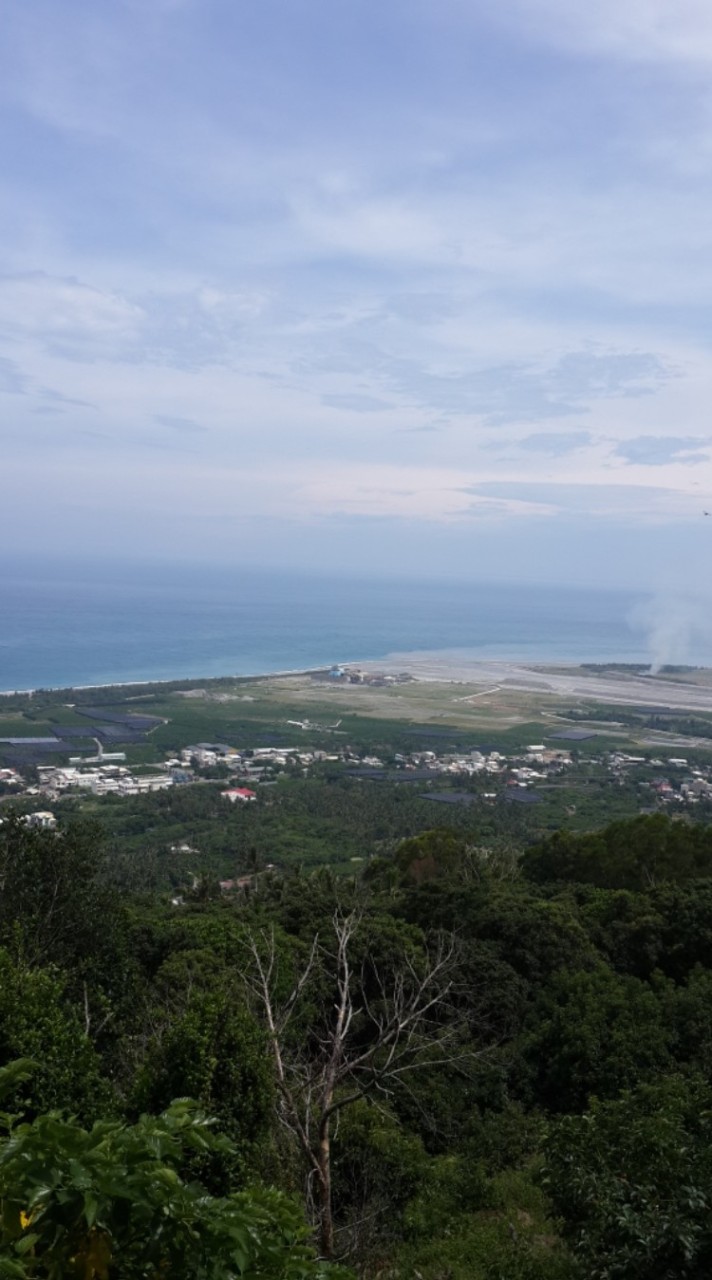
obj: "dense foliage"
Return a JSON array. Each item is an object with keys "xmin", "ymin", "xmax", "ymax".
[
  {"xmin": 1, "ymin": 807, "xmax": 712, "ymax": 1276},
  {"xmin": 0, "ymin": 1064, "xmax": 338, "ymax": 1280}
]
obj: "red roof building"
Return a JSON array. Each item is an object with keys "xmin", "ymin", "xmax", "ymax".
[{"xmin": 221, "ymin": 787, "xmax": 257, "ymax": 803}]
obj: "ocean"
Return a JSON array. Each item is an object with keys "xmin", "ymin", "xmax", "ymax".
[{"xmin": 0, "ymin": 559, "xmax": 707, "ymax": 692}]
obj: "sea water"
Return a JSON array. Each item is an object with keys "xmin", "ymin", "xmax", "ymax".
[{"xmin": 0, "ymin": 558, "xmax": 704, "ymax": 692}]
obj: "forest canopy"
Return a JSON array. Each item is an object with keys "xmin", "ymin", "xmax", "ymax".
[{"xmin": 0, "ymin": 810, "xmax": 710, "ymax": 1277}]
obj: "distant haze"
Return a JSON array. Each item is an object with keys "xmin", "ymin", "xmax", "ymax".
[{"xmin": 1, "ymin": 1, "xmax": 712, "ymax": 593}]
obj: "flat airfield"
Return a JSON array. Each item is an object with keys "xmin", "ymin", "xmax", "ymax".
[
  {"xmin": 4, "ymin": 654, "xmax": 712, "ymax": 764},
  {"xmin": 220, "ymin": 655, "xmax": 712, "ymax": 744},
  {"xmin": 375, "ymin": 653, "xmax": 712, "ymax": 710}
]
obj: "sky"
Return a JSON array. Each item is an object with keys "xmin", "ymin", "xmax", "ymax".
[{"xmin": 2, "ymin": 0, "xmax": 712, "ymax": 590}]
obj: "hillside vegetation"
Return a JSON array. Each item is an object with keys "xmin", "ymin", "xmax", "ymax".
[{"xmin": 0, "ymin": 811, "xmax": 711, "ymax": 1277}]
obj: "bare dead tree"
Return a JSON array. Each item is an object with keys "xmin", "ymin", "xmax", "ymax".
[{"xmin": 245, "ymin": 910, "xmax": 469, "ymax": 1260}]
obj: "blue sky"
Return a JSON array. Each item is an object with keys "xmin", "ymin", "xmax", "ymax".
[{"xmin": 2, "ymin": 0, "xmax": 712, "ymax": 589}]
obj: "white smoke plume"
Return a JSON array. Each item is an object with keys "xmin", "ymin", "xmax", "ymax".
[{"xmin": 629, "ymin": 595, "xmax": 712, "ymax": 673}]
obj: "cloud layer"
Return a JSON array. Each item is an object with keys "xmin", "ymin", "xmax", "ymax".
[{"xmin": 1, "ymin": 0, "xmax": 711, "ymax": 589}]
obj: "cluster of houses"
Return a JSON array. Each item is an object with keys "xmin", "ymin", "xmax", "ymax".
[
  {"xmin": 391, "ymin": 744, "xmax": 572, "ymax": 780},
  {"xmin": 5, "ymin": 730, "xmax": 712, "ymax": 834},
  {"xmin": 35, "ymin": 764, "xmax": 174, "ymax": 798},
  {"xmin": 602, "ymin": 751, "xmax": 712, "ymax": 805},
  {"xmin": 174, "ymin": 743, "xmax": 341, "ymax": 782},
  {"xmin": 650, "ymin": 776, "xmax": 712, "ymax": 803},
  {"xmin": 649, "ymin": 768, "xmax": 712, "ymax": 805}
]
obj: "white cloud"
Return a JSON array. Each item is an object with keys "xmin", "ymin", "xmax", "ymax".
[
  {"xmin": 292, "ymin": 190, "xmax": 441, "ymax": 261},
  {"xmin": 2, "ymin": 0, "xmax": 712, "ymax": 583},
  {"xmin": 499, "ymin": 0, "xmax": 712, "ymax": 65},
  {"xmin": 0, "ymin": 273, "xmax": 143, "ymax": 344}
]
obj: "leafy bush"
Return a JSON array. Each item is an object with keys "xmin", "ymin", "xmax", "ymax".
[{"xmin": 0, "ymin": 1062, "xmax": 347, "ymax": 1280}]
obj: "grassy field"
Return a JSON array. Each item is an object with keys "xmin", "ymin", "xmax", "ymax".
[{"xmin": 5, "ymin": 668, "xmax": 712, "ymax": 764}]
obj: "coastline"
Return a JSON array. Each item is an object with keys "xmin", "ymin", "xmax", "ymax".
[
  {"xmin": 0, "ymin": 654, "xmax": 653, "ymax": 699},
  {"xmin": 0, "ymin": 665, "xmax": 334, "ymax": 698},
  {"xmin": 2, "ymin": 650, "xmax": 712, "ymax": 714}
]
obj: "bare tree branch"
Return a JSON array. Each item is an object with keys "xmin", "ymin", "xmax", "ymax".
[{"xmin": 243, "ymin": 913, "xmax": 474, "ymax": 1260}]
